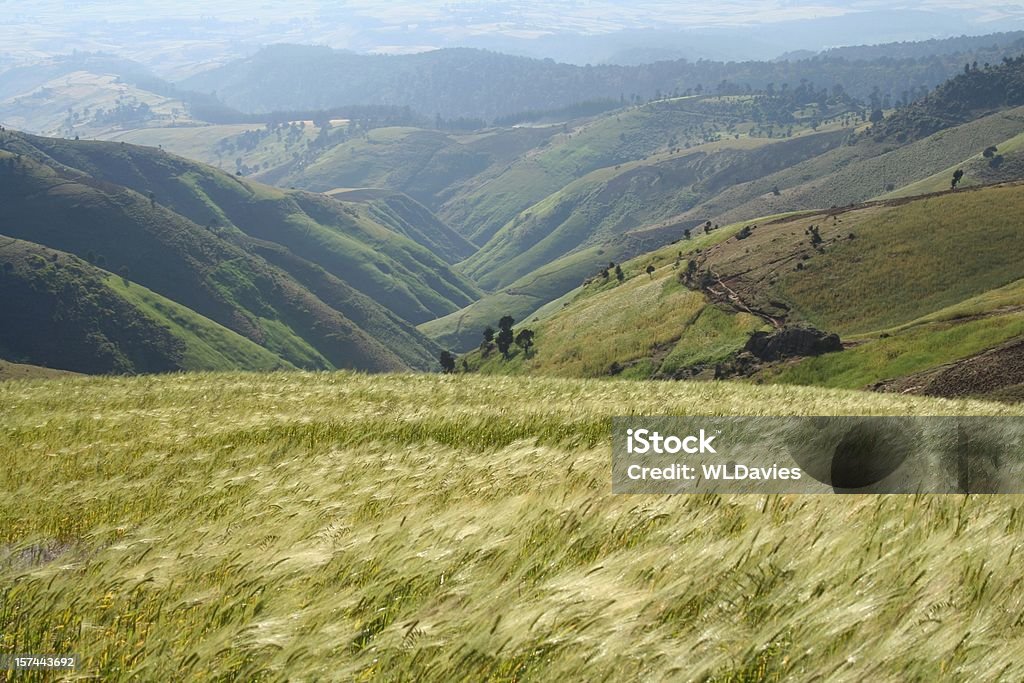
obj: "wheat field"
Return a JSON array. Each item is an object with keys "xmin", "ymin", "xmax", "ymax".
[{"xmin": 2, "ymin": 372, "xmax": 1023, "ymax": 681}]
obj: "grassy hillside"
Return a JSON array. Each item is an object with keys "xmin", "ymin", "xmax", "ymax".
[
  {"xmin": 0, "ymin": 238, "xmax": 184, "ymax": 374},
  {"xmin": 0, "ymin": 236, "xmax": 305, "ymax": 374},
  {"xmin": 273, "ymin": 125, "xmax": 556, "ymax": 212},
  {"xmin": 458, "ymin": 222, "xmax": 758, "ymax": 376},
  {"xmin": 880, "ymin": 129, "xmax": 1024, "ymax": 199},
  {"xmin": 695, "ymin": 185, "xmax": 1024, "ymax": 336},
  {"xmin": 8, "ymin": 132, "xmax": 481, "ymax": 321},
  {"xmin": 460, "ymin": 129, "xmax": 848, "ymax": 290},
  {"xmin": 461, "ymin": 184, "xmax": 1024, "ymax": 401},
  {"xmin": 105, "ymin": 276, "xmax": 296, "ymax": 373},
  {"xmin": 0, "ymin": 53, "xmax": 189, "ymax": 138},
  {"xmin": 660, "ymin": 105, "xmax": 1024, "ymax": 231},
  {"xmin": 441, "ymin": 98, "xmax": 852, "ymax": 246},
  {"xmin": 100, "ymin": 123, "xmax": 320, "ymax": 172},
  {"xmin": 0, "ymin": 133, "xmax": 447, "ymax": 373},
  {"xmin": 0, "ymin": 360, "xmax": 79, "ymax": 381},
  {"xmin": 347, "ymin": 190, "xmax": 477, "ymax": 264},
  {"xmin": 419, "ymin": 243, "xmax": 637, "ymax": 352},
  {"xmin": 2, "ymin": 372, "xmax": 1023, "ymax": 680},
  {"xmin": 430, "ymin": 96, "xmax": 987, "ymax": 350}
]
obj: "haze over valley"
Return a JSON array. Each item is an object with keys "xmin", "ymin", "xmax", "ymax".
[{"xmin": 3, "ymin": 5, "xmax": 1024, "ymax": 679}]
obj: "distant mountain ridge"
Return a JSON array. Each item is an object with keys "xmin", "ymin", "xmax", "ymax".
[
  {"xmin": 779, "ymin": 30, "xmax": 1024, "ymax": 62},
  {"xmin": 180, "ymin": 42, "xmax": 1024, "ymax": 121}
]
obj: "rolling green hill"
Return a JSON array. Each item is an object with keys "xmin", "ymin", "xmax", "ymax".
[
  {"xmin": 461, "ymin": 183, "xmax": 1024, "ymax": 402},
  {"xmin": 0, "ymin": 132, "xmax": 454, "ymax": 373},
  {"xmin": 2, "ymin": 371, "xmax": 1023, "ymax": 680},
  {"xmin": 3, "ymin": 131, "xmax": 480, "ymax": 322},
  {"xmin": 0, "ymin": 237, "xmax": 292, "ymax": 374},
  {"xmin": 0, "ymin": 53, "xmax": 201, "ymax": 138},
  {"xmin": 425, "ymin": 102, "xmax": 1024, "ymax": 354},
  {"xmin": 270, "ymin": 125, "xmax": 557, "ymax": 214},
  {"xmin": 438, "ymin": 97, "xmax": 853, "ymax": 246},
  {"xmin": 460, "ymin": 128, "xmax": 849, "ymax": 291},
  {"xmin": 675, "ymin": 105, "xmax": 1024, "ymax": 229},
  {"xmin": 100, "ymin": 122, "xmax": 323, "ymax": 174}
]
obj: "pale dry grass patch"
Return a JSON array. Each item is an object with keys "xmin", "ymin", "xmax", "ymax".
[{"xmin": 1, "ymin": 372, "xmax": 1023, "ymax": 680}]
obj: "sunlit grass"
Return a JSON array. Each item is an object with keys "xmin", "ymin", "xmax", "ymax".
[{"xmin": 2, "ymin": 372, "xmax": 1023, "ymax": 680}]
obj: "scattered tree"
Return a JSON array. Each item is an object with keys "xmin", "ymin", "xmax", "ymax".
[
  {"xmin": 514, "ymin": 329, "xmax": 536, "ymax": 357},
  {"xmin": 983, "ymin": 146, "xmax": 998, "ymax": 158},
  {"xmin": 482, "ymin": 326, "xmax": 495, "ymax": 344},
  {"xmin": 496, "ymin": 316, "xmax": 515, "ymax": 358},
  {"xmin": 808, "ymin": 225, "xmax": 823, "ymax": 246},
  {"xmin": 439, "ymin": 350, "xmax": 456, "ymax": 373},
  {"xmin": 951, "ymin": 169, "xmax": 964, "ymax": 189},
  {"xmin": 645, "ymin": 264, "xmax": 656, "ymax": 278},
  {"xmin": 615, "ymin": 265, "xmax": 625, "ymax": 282}
]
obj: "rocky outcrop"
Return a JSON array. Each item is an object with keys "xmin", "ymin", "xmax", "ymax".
[{"xmin": 744, "ymin": 326, "xmax": 842, "ymax": 361}]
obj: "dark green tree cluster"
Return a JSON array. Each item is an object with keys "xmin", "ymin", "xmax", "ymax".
[
  {"xmin": 496, "ymin": 315, "xmax": 515, "ymax": 358},
  {"xmin": 473, "ymin": 315, "xmax": 537, "ymax": 363},
  {"xmin": 871, "ymin": 55, "xmax": 1024, "ymax": 143}
]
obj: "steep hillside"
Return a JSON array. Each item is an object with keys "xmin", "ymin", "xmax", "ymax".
[
  {"xmin": 592, "ymin": 105, "xmax": 1024, "ymax": 249},
  {"xmin": 269, "ymin": 125, "xmax": 556, "ymax": 214},
  {"xmin": 460, "ymin": 129, "xmax": 849, "ymax": 290},
  {"xmin": 0, "ymin": 237, "xmax": 292, "ymax": 374},
  {"xmin": 462, "ymin": 183, "xmax": 1024, "ymax": 402},
  {"xmin": 4, "ymin": 132, "xmax": 480, "ymax": 322},
  {"xmin": 440, "ymin": 96, "xmax": 855, "ymax": 245},
  {"xmin": 0, "ymin": 238, "xmax": 183, "ymax": 374},
  {"xmin": 873, "ymin": 55, "xmax": 1024, "ymax": 142},
  {"xmin": 329, "ymin": 189, "xmax": 476, "ymax": 264},
  {"xmin": 0, "ymin": 134, "xmax": 447, "ymax": 373}
]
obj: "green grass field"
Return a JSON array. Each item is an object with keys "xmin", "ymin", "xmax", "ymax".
[{"xmin": 2, "ymin": 372, "xmax": 1023, "ymax": 681}]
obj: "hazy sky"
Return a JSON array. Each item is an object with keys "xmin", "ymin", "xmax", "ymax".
[
  {"xmin": 3, "ymin": 1, "xmax": 1021, "ymax": 28},
  {"xmin": 2, "ymin": 0, "xmax": 1023, "ymax": 76}
]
